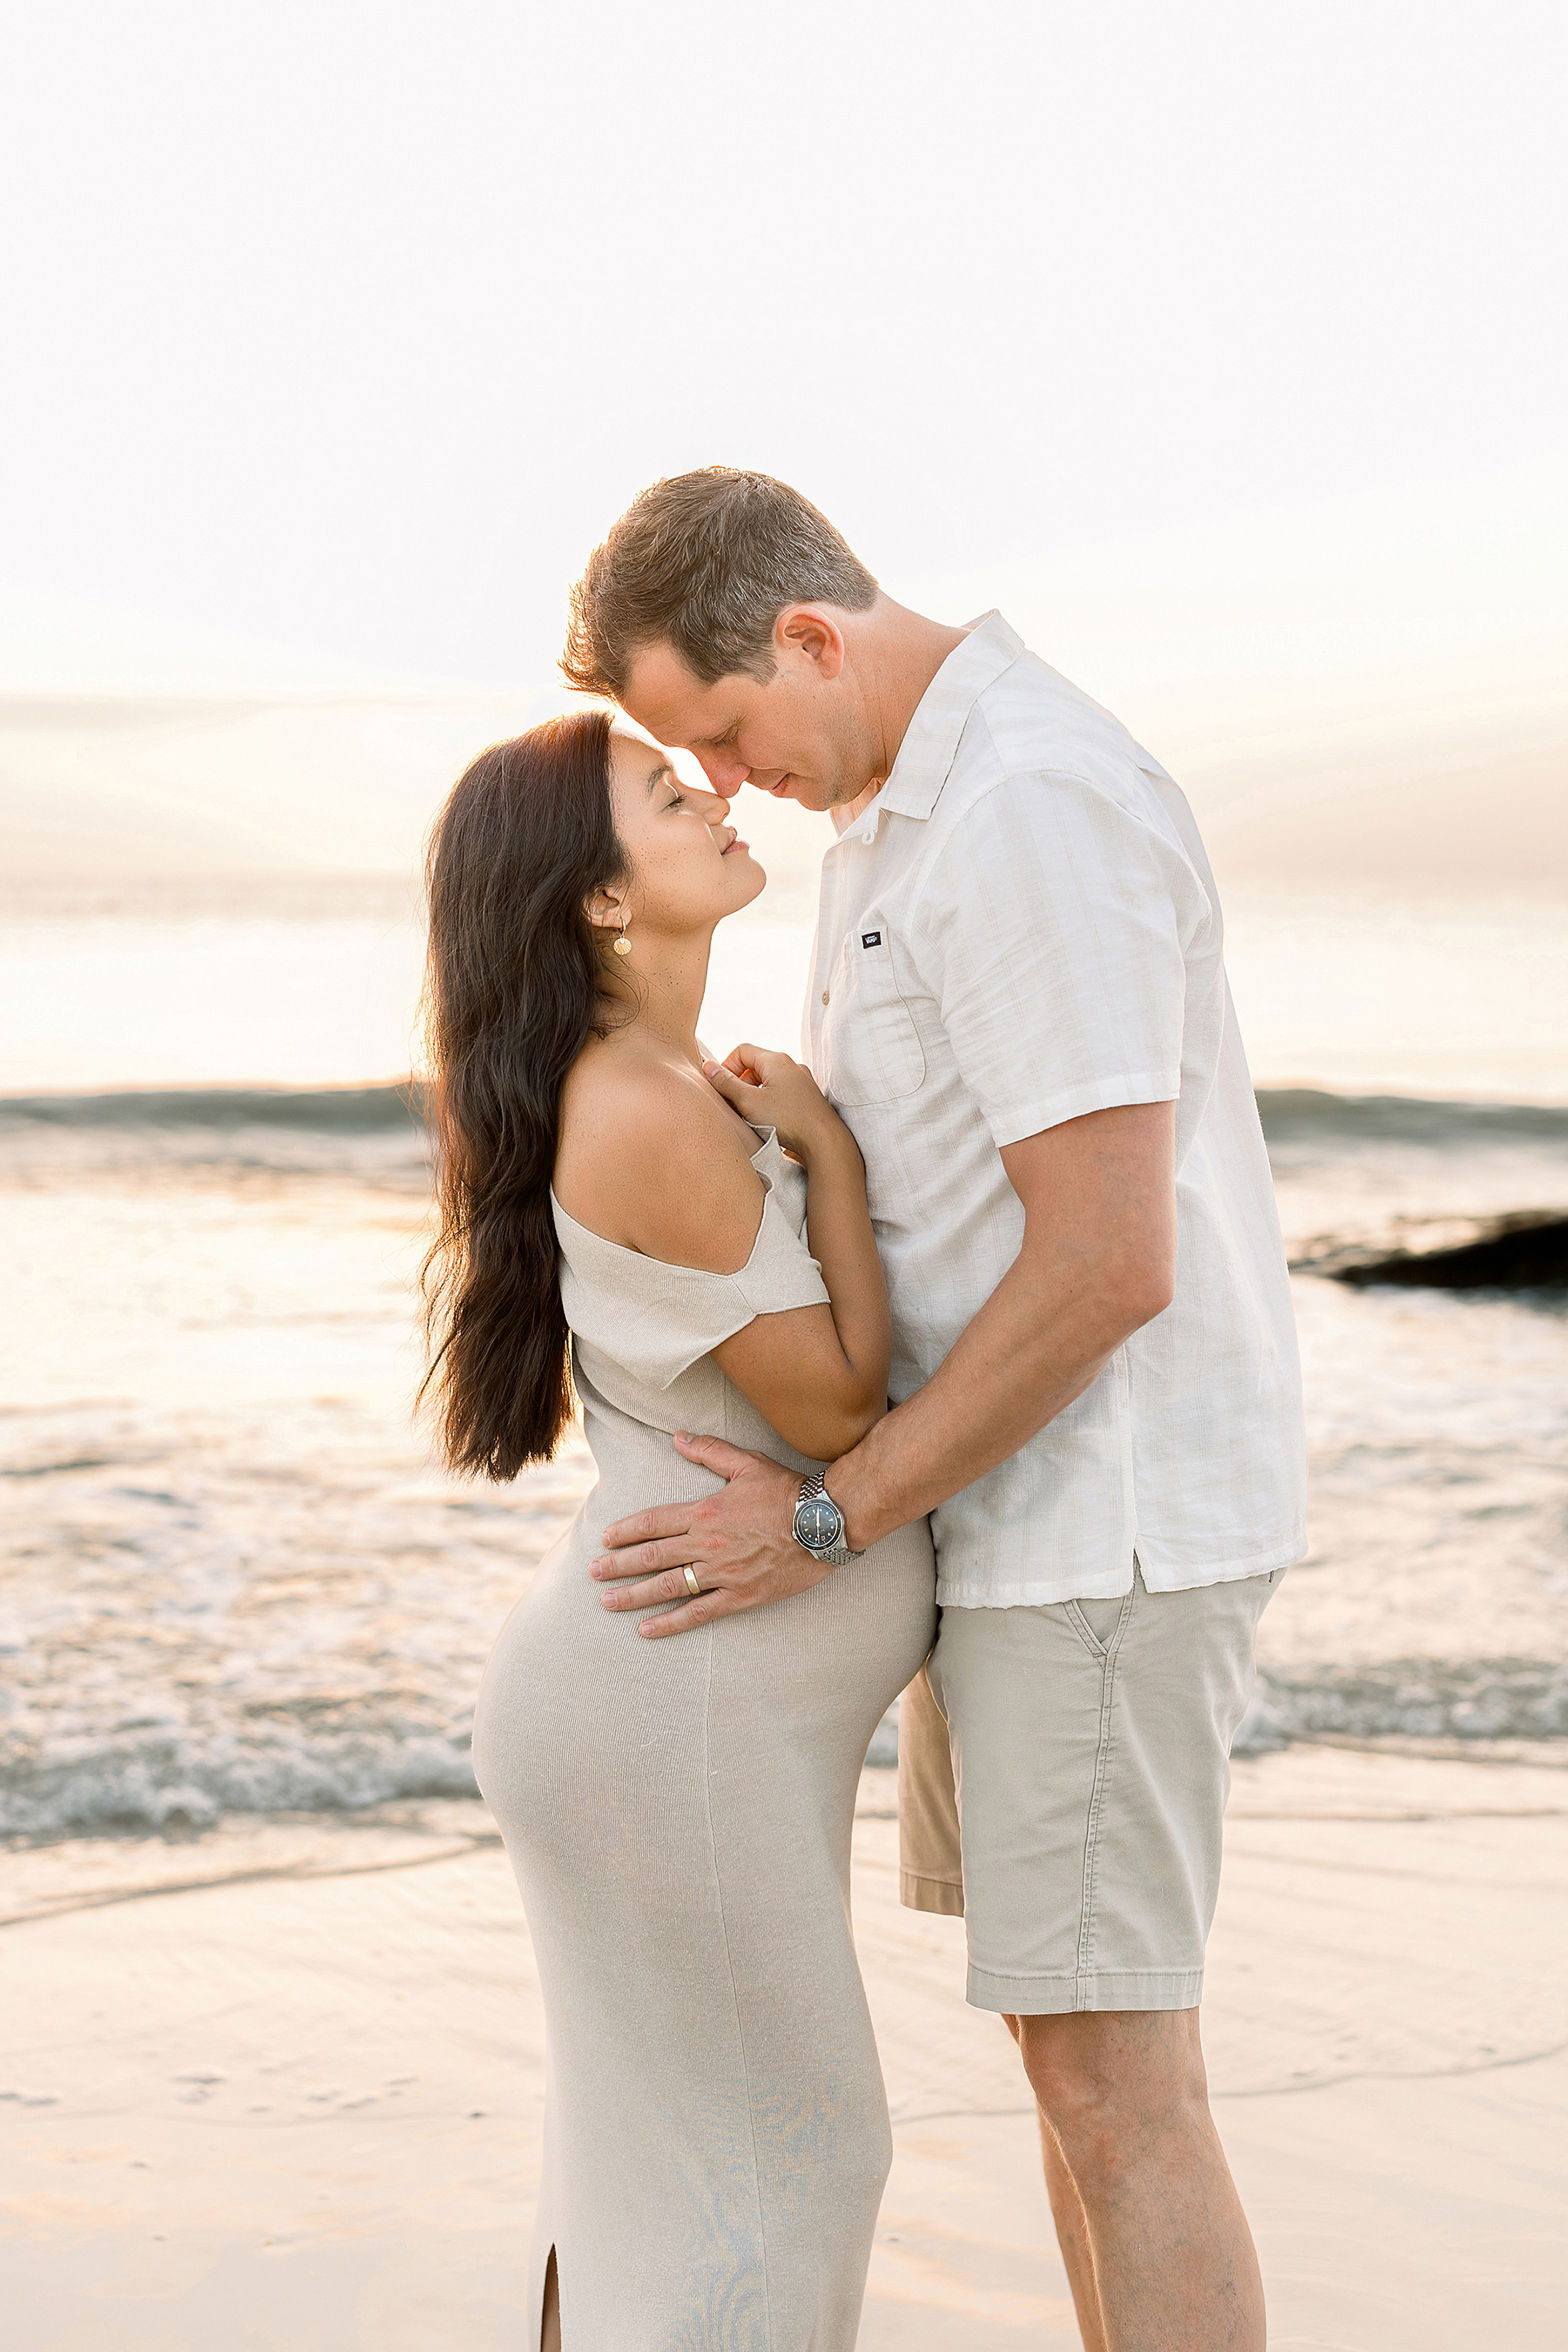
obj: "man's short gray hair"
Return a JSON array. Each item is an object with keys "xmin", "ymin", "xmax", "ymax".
[{"xmin": 562, "ymin": 467, "xmax": 878, "ymax": 698}]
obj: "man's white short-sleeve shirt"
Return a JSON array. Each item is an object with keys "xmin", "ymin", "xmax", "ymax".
[{"xmin": 805, "ymin": 612, "xmax": 1307, "ymax": 1608}]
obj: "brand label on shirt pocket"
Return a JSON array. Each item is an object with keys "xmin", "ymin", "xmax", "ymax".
[{"xmin": 823, "ymin": 929, "xmax": 926, "ymax": 1108}]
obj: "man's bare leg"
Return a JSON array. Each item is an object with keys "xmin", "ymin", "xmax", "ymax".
[
  {"xmin": 1004, "ymin": 2011, "xmax": 1108, "ymax": 2351},
  {"xmin": 1039, "ymin": 2116, "xmax": 1110, "ymax": 2352},
  {"xmin": 1011, "ymin": 2007, "xmax": 1263, "ymax": 2352}
]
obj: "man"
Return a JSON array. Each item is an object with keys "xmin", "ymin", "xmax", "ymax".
[{"xmin": 562, "ymin": 468, "xmax": 1306, "ymax": 2352}]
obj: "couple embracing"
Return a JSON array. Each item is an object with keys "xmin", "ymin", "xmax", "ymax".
[{"xmin": 420, "ymin": 469, "xmax": 1307, "ymax": 2351}]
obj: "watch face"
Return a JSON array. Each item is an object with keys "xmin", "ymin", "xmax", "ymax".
[{"xmin": 796, "ymin": 1499, "xmax": 841, "ymax": 1549}]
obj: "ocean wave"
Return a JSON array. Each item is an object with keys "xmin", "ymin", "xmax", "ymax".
[
  {"xmin": 1255, "ymin": 1088, "xmax": 1568, "ymax": 1147},
  {"xmin": 1236, "ymin": 1659, "xmax": 1568, "ymax": 1751},
  {"xmin": 6, "ymin": 1663, "xmax": 1566, "ymax": 1838},
  {"xmin": 0, "ymin": 1083, "xmax": 427, "ymax": 1134},
  {"xmin": 3, "ymin": 1081, "xmax": 1565, "ymax": 1144},
  {"xmin": 0, "ymin": 1723, "xmax": 481, "ymax": 1840}
]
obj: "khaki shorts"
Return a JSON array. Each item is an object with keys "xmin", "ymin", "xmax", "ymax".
[{"xmin": 898, "ymin": 1566, "xmax": 1282, "ymax": 2014}]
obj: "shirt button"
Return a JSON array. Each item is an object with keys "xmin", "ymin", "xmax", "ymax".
[{"xmin": 821, "ymin": 989, "xmax": 830, "ymax": 1005}]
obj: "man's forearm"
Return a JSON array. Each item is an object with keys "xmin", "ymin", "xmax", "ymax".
[
  {"xmin": 590, "ymin": 1103, "xmax": 1176, "ymax": 1634},
  {"xmin": 826, "ymin": 1249, "xmax": 1155, "ymax": 1552}
]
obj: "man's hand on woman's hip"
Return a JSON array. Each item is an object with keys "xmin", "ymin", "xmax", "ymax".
[{"xmin": 591, "ymin": 1434, "xmax": 832, "ymax": 1638}]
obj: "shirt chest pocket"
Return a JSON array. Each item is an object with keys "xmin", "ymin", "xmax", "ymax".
[{"xmin": 821, "ymin": 928, "xmax": 927, "ymax": 1108}]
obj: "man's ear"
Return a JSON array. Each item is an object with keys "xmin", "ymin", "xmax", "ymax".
[{"xmin": 774, "ymin": 604, "xmax": 847, "ymax": 680}]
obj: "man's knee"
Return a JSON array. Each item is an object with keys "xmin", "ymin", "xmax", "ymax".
[{"xmin": 1013, "ymin": 2007, "xmax": 1208, "ymax": 2157}]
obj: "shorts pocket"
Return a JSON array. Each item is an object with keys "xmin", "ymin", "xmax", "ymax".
[
  {"xmin": 1066, "ymin": 1587, "xmax": 1135, "ymax": 1662},
  {"xmin": 821, "ymin": 931, "xmax": 926, "ymax": 1108}
]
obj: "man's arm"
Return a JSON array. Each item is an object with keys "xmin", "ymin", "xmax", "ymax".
[
  {"xmin": 825, "ymin": 1095, "xmax": 1174, "ymax": 1547},
  {"xmin": 592, "ymin": 1098, "xmax": 1175, "ymax": 1634}
]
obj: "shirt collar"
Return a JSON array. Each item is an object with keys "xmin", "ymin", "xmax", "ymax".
[{"xmin": 875, "ymin": 610, "xmax": 1025, "ymax": 822}]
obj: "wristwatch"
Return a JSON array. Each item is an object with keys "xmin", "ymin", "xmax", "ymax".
[{"xmin": 792, "ymin": 1472, "xmax": 861, "ymax": 1567}]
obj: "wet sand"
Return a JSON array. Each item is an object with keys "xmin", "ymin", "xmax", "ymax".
[{"xmin": 4, "ymin": 1743, "xmax": 1565, "ymax": 2348}]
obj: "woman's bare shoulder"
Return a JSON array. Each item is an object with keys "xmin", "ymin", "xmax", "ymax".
[{"xmin": 555, "ymin": 1042, "xmax": 765, "ymax": 1275}]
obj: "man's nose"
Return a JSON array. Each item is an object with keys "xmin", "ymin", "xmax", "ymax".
[{"xmin": 695, "ymin": 751, "xmax": 749, "ymax": 797}]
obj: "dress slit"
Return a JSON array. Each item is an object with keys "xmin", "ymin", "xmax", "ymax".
[{"xmin": 539, "ymin": 2243, "xmax": 560, "ymax": 2351}]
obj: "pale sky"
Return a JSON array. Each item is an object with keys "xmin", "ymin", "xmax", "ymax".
[{"xmin": 1, "ymin": 2, "xmax": 1564, "ymax": 892}]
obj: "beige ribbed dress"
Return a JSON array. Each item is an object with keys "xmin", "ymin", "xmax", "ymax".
[{"xmin": 472, "ymin": 1128, "xmax": 937, "ymax": 2352}]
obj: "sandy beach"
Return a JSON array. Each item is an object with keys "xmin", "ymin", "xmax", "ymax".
[
  {"xmin": 4, "ymin": 1738, "xmax": 1564, "ymax": 2349},
  {"xmin": 6, "ymin": 11, "xmax": 1566, "ymax": 2348}
]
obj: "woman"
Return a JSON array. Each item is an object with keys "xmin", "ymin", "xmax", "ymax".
[{"xmin": 421, "ymin": 710, "xmax": 936, "ymax": 2351}]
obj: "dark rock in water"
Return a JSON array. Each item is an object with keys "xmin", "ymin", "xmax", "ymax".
[{"xmin": 1328, "ymin": 1211, "xmax": 1568, "ymax": 1291}]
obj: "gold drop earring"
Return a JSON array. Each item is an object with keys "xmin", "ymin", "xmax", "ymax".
[{"xmin": 613, "ymin": 909, "xmax": 632, "ymax": 957}]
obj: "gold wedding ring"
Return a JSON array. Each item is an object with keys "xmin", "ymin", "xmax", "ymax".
[{"xmin": 683, "ymin": 1565, "xmax": 702, "ymax": 1598}]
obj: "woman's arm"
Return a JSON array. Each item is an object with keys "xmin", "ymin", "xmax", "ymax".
[
  {"xmin": 706, "ymin": 1046, "xmax": 892, "ymax": 1460},
  {"xmin": 553, "ymin": 1047, "xmax": 890, "ymax": 1463}
]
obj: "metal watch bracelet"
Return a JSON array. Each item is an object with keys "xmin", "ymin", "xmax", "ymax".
[{"xmin": 793, "ymin": 1471, "xmax": 862, "ymax": 1567}]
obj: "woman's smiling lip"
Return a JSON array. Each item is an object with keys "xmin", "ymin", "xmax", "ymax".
[{"xmin": 720, "ymin": 831, "xmax": 748, "ymax": 854}]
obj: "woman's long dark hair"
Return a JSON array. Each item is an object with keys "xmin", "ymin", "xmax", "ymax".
[{"xmin": 419, "ymin": 708, "xmax": 624, "ymax": 1477}]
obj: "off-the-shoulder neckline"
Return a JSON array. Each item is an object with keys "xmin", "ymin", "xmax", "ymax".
[{"xmin": 551, "ymin": 1124, "xmax": 788, "ymax": 1274}]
